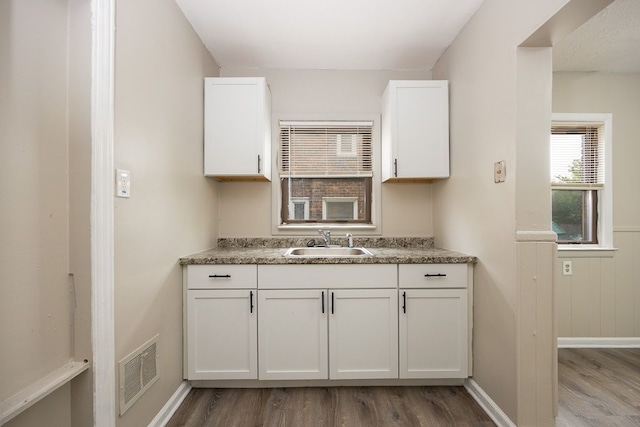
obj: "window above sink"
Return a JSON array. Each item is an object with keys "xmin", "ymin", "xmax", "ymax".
[{"xmin": 272, "ymin": 114, "xmax": 382, "ymax": 235}]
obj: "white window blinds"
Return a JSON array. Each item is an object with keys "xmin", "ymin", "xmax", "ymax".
[
  {"xmin": 550, "ymin": 123, "xmax": 604, "ymax": 188},
  {"xmin": 280, "ymin": 121, "xmax": 373, "ymax": 177}
]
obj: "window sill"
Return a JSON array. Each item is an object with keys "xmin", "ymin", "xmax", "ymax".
[
  {"xmin": 276, "ymin": 223, "xmax": 380, "ymax": 235},
  {"xmin": 557, "ymin": 245, "xmax": 617, "ymax": 258}
]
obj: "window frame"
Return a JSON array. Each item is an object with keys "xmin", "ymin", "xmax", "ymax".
[
  {"xmin": 322, "ymin": 197, "xmax": 358, "ymax": 220},
  {"xmin": 290, "ymin": 197, "xmax": 310, "ymax": 220},
  {"xmin": 271, "ymin": 114, "xmax": 382, "ymax": 235},
  {"xmin": 551, "ymin": 113, "xmax": 613, "ymax": 251}
]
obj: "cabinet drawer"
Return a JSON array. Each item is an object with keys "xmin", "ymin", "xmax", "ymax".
[
  {"xmin": 187, "ymin": 265, "xmax": 257, "ymax": 289},
  {"xmin": 399, "ymin": 264, "xmax": 468, "ymax": 288},
  {"xmin": 258, "ymin": 264, "xmax": 397, "ymax": 289}
]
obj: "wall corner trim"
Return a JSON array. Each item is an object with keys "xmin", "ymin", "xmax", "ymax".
[
  {"xmin": 147, "ymin": 381, "xmax": 192, "ymax": 427},
  {"xmin": 464, "ymin": 379, "xmax": 516, "ymax": 427},
  {"xmin": 515, "ymin": 230, "xmax": 557, "ymax": 242},
  {"xmin": 91, "ymin": 0, "xmax": 116, "ymax": 425}
]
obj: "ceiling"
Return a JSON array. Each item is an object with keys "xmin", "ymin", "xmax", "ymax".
[
  {"xmin": 174, "ymin": 0, "xmax": 484, "ymax": 70},
  {"xmin": 553, "ymin": 0, "xmax": 640, "ymax": 73},
  {"xmin": 175, "ymin": 0, "xmax": 639, "ymax": 73}
]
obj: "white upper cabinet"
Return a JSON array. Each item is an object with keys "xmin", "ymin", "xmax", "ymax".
[
  {"xmin": 204, "ymin": 77, "xmax": 271, "ymax": 181},
  {"xmin": 381, "ymin": 80, "xmax": 449, "ymax": 182}
]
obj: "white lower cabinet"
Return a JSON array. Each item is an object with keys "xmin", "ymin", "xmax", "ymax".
[
  {"xmin": 258, "ymin": 289, "xmax": 328, "ymax": 380},
  {"xmin": 329, "ymin": 289, "xmax": 398, "ymax": 379},
  {"xmin": 258, "ymin": 288, "xmax": 398, "ymax": 380},
  {"xmin": 187, "ymin": 289, "xmax": 257, "ymax": 380},
  {"xmin": 399, "ymin": 289, "xmax": 468, "ymax": 379},
  {"xmin": 185, "ymin": 262, "xmax": 472, "ymax": 383}
]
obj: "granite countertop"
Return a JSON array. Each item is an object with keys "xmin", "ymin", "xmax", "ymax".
[{"xmin": 179, "ymin": 237, "xmax": 476, "ymax": 265}]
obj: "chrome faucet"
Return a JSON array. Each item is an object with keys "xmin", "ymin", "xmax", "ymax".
[{"xmin": 318, "ymin": 229, "xmax": 331, "ymax": 246}]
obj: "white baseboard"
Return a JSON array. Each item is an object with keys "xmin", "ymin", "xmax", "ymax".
[
  {"xmin": 558, "ymin": 337, "xmax": 640, "ymax": 348},
  {"xmin": 464, "ymin": 379, "xmax": 516, "ymax": 427},
  {"xmin": 148, "ymin": 381, "xmax": 192, "ymax": 427}
]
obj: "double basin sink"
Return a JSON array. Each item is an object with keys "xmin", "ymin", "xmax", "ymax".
[{"xmin": 284, "ymin": 246, "xmax": 373, "ymax": 257}]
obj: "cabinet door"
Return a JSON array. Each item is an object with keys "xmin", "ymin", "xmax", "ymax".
[
  {"xmin": 329, "ymin": 289, "xmax": 398, "ymax": 379},
  {"xmin": 382, "ymin": 80, "xmax": 449, "ymax": 181},
  {"xmin": 399, "ymin": 289, "xmax": 468, "ymax": 379},
  {"xmin": 258, "ymin": 289, "xmax": 328, "ymax": 380},
  {"xmin": 204, "ymin": 77, "xmax": 270, "ymax": 180},
  {"xmin": 187, "ymin": 290, "xmax": 257, "ymax": 380}
]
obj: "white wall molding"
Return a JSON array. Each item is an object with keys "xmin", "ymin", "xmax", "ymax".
[
  {"xmin": 464, "ymin": 379, "xmax": 516, "ymax": 427},
  {"xmin": 0, "ymin": 360, "xmax": 89, "ymax": 425},
  {"xmin": 91, "ymin": 0, "xmax": 116, "ymax": 425},
  {"xmin": 558, "ymin": 337, "xmax": 640, "ymax": 348},
  {"xmin": 147, "ymin": 381, "xmax": 192, "ymax": 427},
  {"xmin": 557, "ymin": 247, "xmax": 617, "ymax": 258},
  {"xmin": 614, "ymin": 226, "xmax": 640, "ymax": 232},
  {"xmin": 515, "ymin": 230, "xmax": 557, "ymax": 242}
]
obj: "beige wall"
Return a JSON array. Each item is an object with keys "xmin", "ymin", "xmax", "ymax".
[
  {"xmin": 4, "ymin": 385, "xmax": 72, "ymax": 427},
  {"xmin": 553, "ymin": 72, "xmax": 640, "ymax": 338},
  {"xmin": 0, "ymin": 0, "xmax": 81, "ymax": 425},
  {"xmin": 0, "ymin": 0, "xmax": 71, "ymax": 399},
  {"xmin": 218, "ymin": 68, "xmax": 434, "ymax": 237},
  {"xmin": 67, "ymin": 1, "xmax": 94, "ymax": 425},
  {"xmin": 431, "ymin": 0, "xmax": 577, "ymax": 424},
  {"xmin": 113, "ymin": 0, "xmax": 219, "ymax": 425},
  {"xmin": 2, "ymin": 0, "xmax": 93, "ymax": 425}
]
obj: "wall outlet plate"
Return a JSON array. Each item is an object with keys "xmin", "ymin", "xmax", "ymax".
[
  {"xmin": 562, "ymin": 260, "xmax": 572, "ymax": 276},
  {"xmin": 494, "ymin": 161, "xmax": 506, "ymax": 183},
  {"xmin": 116, "ymin": 169, "xmax": 131, "ymax": 198}
]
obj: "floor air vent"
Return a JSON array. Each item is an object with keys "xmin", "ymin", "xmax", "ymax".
[{"xmin": 119, "ymin": 334, "xmax": 159, "ymax": 415}]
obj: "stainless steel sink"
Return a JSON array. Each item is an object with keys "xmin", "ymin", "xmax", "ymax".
[{"xmin": 284, "ymin": 247, "xmax": 373, "ymax": 257}]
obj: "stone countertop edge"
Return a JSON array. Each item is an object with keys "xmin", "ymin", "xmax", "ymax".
[{"xmin": 179, "ymin": 238, "xmax": 476, "ymax": 265}]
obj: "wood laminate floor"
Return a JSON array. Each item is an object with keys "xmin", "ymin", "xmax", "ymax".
[
  {"xmin": 166, "ymin": 386, "xmax": 495, "ymax": 427},
  {"xmin": 557, "ymin": 348, "xmax": 640, "ymax": 427},
  {"xmin": 167, "ymin": 349, "xmax": 640, "ymax": 427}
]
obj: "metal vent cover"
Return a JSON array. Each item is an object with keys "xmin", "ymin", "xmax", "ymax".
[{"xmin": 119, "ymin": 334, "xmax": 159, "ymax": 415}]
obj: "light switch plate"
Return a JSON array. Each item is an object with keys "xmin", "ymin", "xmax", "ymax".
[
  {"xmin": 116, "ymin": 169, "xmax": 131, "ymax": 198},
  {"xmin": 494, "ymin": 161, "xmax": 506, "ymax": 183}
]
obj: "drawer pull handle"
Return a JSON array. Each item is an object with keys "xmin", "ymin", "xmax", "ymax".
[
  {"xmin": 209, "ymin": 274, "xmax": 231, "ymax": 278},
  {"xmin": 402, "ymin": 291, "xmax": 406, "ymax": 314},
  {"xmin": 250, "ymin": 291, "xmax": 254, "ymax": 313},
  {"xmin": 321, "ymin": 291, "xmax": 325, "ymax": 314},
  {"xmin": 425, "ymin": 273, "xmax": 446, "ymax": 277}
]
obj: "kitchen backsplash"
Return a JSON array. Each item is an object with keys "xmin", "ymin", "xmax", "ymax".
[{"xmin": 217, "ymin": 237, "xmax": 435, "ymax": 249}]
